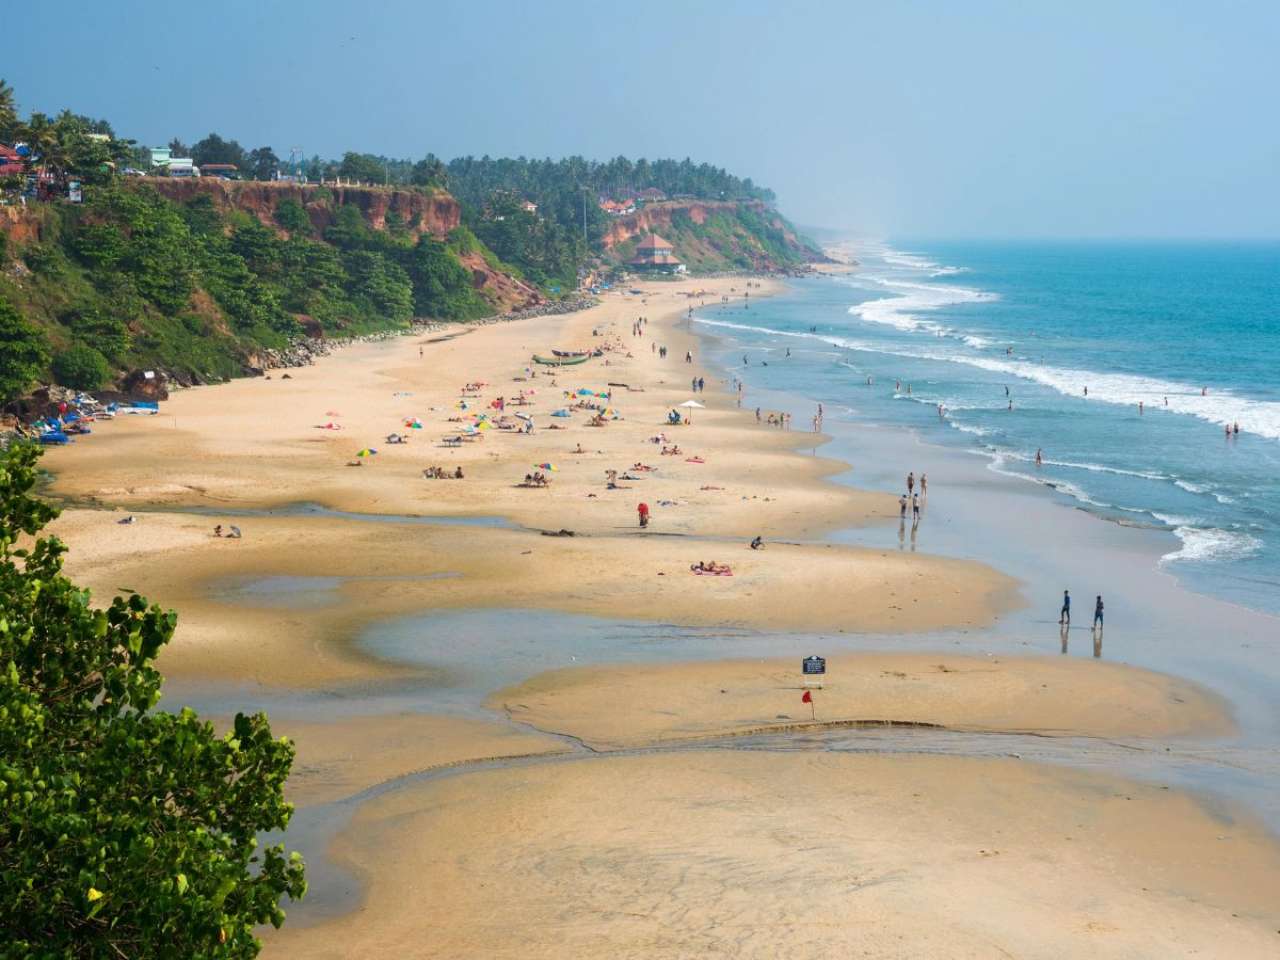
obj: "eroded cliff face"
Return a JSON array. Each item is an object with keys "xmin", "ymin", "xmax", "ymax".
[
  {"xmin": 144, "ymin": 178, "xmax": 462, "ymax": 239},
  {"xmin": 143, "ymin": 179, "xmax": 539, "ymax": 312},
  {"xmin": 0, "ymin": 205, "xmax": 51, "ymax": 246},
  {"xmin": 601, "ymin": 199, "xmax": 732, "ymax": 250},
  {"xmin": 601, "ymin": 199, "xmax": 820, "ymax": 272}
]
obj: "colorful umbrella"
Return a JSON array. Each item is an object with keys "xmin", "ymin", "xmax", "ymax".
[
  {"xmin": 356, "ymin": 448, "xmax": 378, "ymax": 457},
  {"xmin": 535, "ymin": 462, "xmax": 559, "ymax": 472}
]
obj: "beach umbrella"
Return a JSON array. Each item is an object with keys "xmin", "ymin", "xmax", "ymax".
[
  {"xmin": 552, "ymin": 409, "xmax": 571, "ymax": 417},
  {"xmin": 678, "ymin": 399, "xmax": 706, "ymax": 423},
  {"xmin": 535, "ymin": 462, "xmax": 559, "ymax": 472},
  {"xmin": 576, "ymin": 388, "xmax": 594, "ymax": 396},
  {"xmin": 356, "ymin": 448, "xmax": 378, "ymax": 457},
  {"xmin": 515, "ymin": 412, "xmax": 533, "ymax": 422}
]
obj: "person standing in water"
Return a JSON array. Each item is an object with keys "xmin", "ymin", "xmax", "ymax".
[
  {"xmin": 1059, "ymin": 589, "xmax": 1071, "ymax": 626},
  {"xmin": 920, "ymin": 474, "xmax": 928, "ymax": 496},
  {"xmin": 907, "ymin": 471, "xmax": 915, "ymax": 495},
  {"xmin": 911, "ymin": 492, "xmax": 920, "ymax": 522},
  {"xmin": 1035, "ymin": 448, "xmax": 1043, "ymax": 466},
  {"xmin": 1093, "ymin": 595, "xmax": 1104, "ymax": 630}
]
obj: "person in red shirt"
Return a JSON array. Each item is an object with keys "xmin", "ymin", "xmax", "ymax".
[{"xmin": 637, "ymin": 502, "xmax": 650, "ymax": 528}]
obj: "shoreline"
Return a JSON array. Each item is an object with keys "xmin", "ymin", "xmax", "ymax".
[{"xmin": 32, "ymin": 268, "xmax": 1280, "ymax": 956}]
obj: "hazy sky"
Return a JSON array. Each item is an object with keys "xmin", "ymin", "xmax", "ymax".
[{"xmin": 9, "ymin": 0, "xmax": 1279, "ymax": 237}]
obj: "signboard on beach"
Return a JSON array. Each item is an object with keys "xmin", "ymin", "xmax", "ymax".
[{"xmin": 802, "ymin": 656, "xmax": 826, "ymax": 675}]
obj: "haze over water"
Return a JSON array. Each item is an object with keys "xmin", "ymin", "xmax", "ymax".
[{"xmin": 697, "ymin": 240, "xmax": 1280, "ymax": 614}]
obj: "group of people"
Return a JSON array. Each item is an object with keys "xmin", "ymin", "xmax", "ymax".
[
  {"xmin": 690, "ymin": 376, "xmax": 706, "ymax": 392},
  {"xmin": 899, "ymin": 471, "xmax": 928, "ymax": 525},
  {"xmin": 424, "ymin": 465, "xmax": 464, "ymax": 479},
  {"xmin": 1059, "ymin": 589, "xmax": 1105, "ymax": 632},
  {"xmin": 521, "ymin": 471, "xmax": 550, "ymax": 487},
  {"xmin": 755, "ymin": 408, "xmax": 791, "ymax": 429},
  {"xmin": 690, "ymin": 560, "xmax": 732, "ymax": 575}
]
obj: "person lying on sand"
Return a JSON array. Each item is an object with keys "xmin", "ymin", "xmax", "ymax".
[
  {"xmin": 660, "ymin": 445, "xmax": 682, "ymax": 456},
  {"xmin": 690, "ymin": 560, "xmax": 732, "ymax": 575},
  {"xmin": 631, "ymin": 462, "xmax": 654, "ymax": 471}
]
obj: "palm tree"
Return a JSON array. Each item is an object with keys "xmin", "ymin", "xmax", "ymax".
[
  {"xmin": 21, "ymin": 113, "xmax": 67, "ymax": 179},
  {"xmin": 0, "ymin": 79, "xmax": 17, "ymax": 142}
]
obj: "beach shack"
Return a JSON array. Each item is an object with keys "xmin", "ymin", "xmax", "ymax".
[{"xmin": 629, "ymin": 234, "xmax": 685, "ymax": 274}]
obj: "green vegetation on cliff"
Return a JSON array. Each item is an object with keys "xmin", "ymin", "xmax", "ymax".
[
  {"xmin": 608, "ymin": 203, "xmax": 819, "ymax": 274},
  {"xmin": 0, "ymin": 182, "xmax": 494, "ymax": 396}
]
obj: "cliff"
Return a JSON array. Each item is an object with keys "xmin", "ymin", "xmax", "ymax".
[
  {"xmin": 602, "ymin": 200, "xmax": 823, "ymax": 273},
  {"xmin": 141, "ymin": 178, "xmax": 462, "ymax": 241},
  {"xmin": 0, "ymin": 178, "xmax": 541, "ymax": 393}
]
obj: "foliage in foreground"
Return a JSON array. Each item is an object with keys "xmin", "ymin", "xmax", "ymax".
[{"xmin": 0, "ymin": 443, "xmax": 305, "ymax": 957}]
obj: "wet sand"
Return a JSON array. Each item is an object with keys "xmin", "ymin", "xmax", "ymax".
[
  {"xmin": 282, "ymin": 713, "xmax": 565, "ymax": 807},
  {"xmin": 272, "ymin": 752, "xmax": 1280, "ymax": 959},
  {"xmin": 492, "ymin": 653, "xmax": 1235, "ymax": 749}
]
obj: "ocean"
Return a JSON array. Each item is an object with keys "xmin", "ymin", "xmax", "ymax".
[{"xmin": 694, "ymin": 239, "xmax": 1280, "ymax": 615}]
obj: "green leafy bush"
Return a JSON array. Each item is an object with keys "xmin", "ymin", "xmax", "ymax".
[
  {"xmin": 0, "ymin": 297, "xmax": 50, "ymax": 401},
  {"xmin": 52, "ymin": 342, "xmax": 112, "ymax": 390},
  {"xmin": 0, "ymin": 443, "xmax": 307, "ymax": 956}
]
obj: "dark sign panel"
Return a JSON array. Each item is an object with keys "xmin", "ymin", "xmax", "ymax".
[{"xmin": 802, "ymin": 655, "xmax": 826, "ymax": 675}]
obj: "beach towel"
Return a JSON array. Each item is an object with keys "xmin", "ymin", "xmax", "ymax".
[
  {"xmin": 685, "ymin": 457, "xmax": 706, "ymax": 464},
  {"xmin": 692, "ymin": 567, "xmax": 733, "ymax": 577}
]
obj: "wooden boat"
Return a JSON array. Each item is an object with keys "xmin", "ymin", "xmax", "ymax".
[{"xmin": 533, "ymin": 353, "xmax": 590, "ymax": 366}]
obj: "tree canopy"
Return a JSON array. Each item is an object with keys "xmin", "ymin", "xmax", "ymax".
[
  {"xmin": 0, "ymin": 297, "xmax": 50, "ymax": 404},
  {"xmin": 0, "ymin": 442, "xmax": 306, "ymax": 957}
]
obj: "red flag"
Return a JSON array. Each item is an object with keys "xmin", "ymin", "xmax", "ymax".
[{"xmin": 801, "ymin": 690, "xmax": 812, "ymax": 703}]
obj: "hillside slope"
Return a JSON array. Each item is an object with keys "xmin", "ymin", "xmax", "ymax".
[
  {"xmin": 602, "ymin": 200, "xmax": 823, "ymax": 273},
  {"xmin": 0, "ymin": 181, "xmax": 540, "ymax": 389}
]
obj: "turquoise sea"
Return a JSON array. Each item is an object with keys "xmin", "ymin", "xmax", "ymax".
[{"xmin": 695, "ymin": 239, "xmax": 1280, "ymax": 615}]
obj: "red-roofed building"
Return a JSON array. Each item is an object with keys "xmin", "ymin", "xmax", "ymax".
[
  {"xmin": 0, "ymin": 144, "xmax": 24, "ymax": 176},
  {"xmin": 630, "ymin": 234, "xmax": 684, "ymax": 272}
]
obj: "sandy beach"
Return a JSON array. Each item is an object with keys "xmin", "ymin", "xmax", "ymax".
[
  {"xmin": 492, "ymin": 652, "xmax": 1234, "ymax": 749},
  {"xmin": 38, "ymin": 274, "xmax": 1280, "ymax": 956},
  {"xmin": 273, "ymin": 752, "xmax": 1280, "ymax": 959}
]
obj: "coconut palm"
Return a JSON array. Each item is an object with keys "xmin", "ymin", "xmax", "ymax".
[{"xmin": 0, "ymin": 79, "xmax": 17, "ymax": 141}]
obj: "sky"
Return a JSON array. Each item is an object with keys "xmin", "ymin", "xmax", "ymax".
[{"xmin": 8, "ymin": 0, "xmax": 1279, "ymax": 238}]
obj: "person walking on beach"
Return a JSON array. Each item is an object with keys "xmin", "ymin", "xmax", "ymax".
[
  {"xmin": 698, "ymin": 377, "xmax": 705, "ymax": 392},
  {"xmin": 1093, "ymin": 595, "xmax": 1104, "ymax": 630},
  {"xmin": 685, "ymin": 351, "xmax": 693, "ymax": 363},
  {"xmin": 1059, "ymin": 589, "xmax": 1071, "ymax": 626},
  {"xmin": 907, "ymin": 471, "xmax": 915, "ymax": 495},
  {"xmin": 911, "ymin": 492, "xmax": 920, "ymax": 521},
  {"xmin": 637, "ymin": 502, "xmax": 650, "ymax": 528},
  {"xmin": 899, "ymin": 494, "xmax": 908, "ymax": 519},
  {"xmin": 920, "ymin": 473, "xmax": 927, "ymax": 496}
]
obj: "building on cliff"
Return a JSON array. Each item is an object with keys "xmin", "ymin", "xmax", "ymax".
[{"xmin": 629, "ymin": 234, "xmax": 685, "ymax": 273}]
